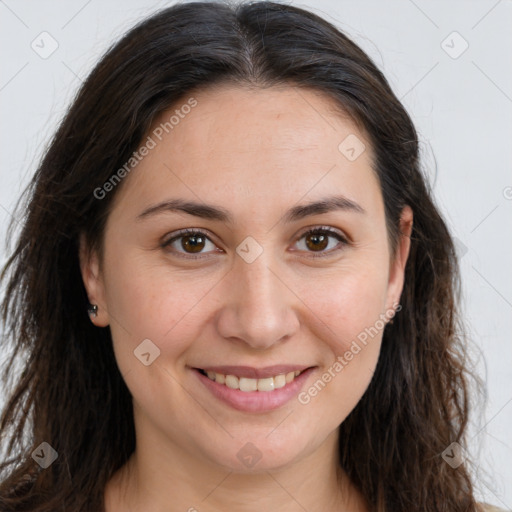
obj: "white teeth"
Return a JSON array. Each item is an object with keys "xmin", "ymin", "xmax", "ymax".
[
  {"xmin": 239, "ymin": 377, "xmax": 258, "ymax": 392},
  {"xmin": 225, "ymin": 375, "xmax": 239, "ymax": 389},
  {"xmin": 274, "ymin": 374, "xmax": 286, "ymax": 388},
  {"xmin": 202, "ymin": 369, "xmax": 304, "ymax": 392},
  {"xmin": 257, "ymin": 377, "xmax": 274, "ymax": 392}
]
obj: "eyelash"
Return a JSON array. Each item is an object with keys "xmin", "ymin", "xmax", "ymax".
[{"xmin": 161, "ymin": 226, "xmax": 349, "ymax": 260}]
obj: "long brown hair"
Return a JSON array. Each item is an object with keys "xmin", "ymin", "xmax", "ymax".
[{"xmin": 0, "ymin": 2, "xmax": 482, "ymax": 510}]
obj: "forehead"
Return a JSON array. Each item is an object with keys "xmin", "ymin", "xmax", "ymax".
[
  {"xmin": 110, "ymin": 84, "xmax": 381, "ymax": 222},
  {"xmin": 153, "ymin": 84, "xmax": 369, "ymax": 164}
]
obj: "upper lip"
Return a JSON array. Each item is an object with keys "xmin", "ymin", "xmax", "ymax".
[{"xmin": 193, "ymin": 365, "xmax": 313, "ymax": 379}]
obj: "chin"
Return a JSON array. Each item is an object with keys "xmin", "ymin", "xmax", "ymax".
[{"xmin": 201, "ymin": 435, "xmax": 311, "ymax": 474}]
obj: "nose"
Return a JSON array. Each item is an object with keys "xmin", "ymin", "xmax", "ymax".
[{"xmin": 215, "ymin": 250, "xmax": 300, "ymax": 350}]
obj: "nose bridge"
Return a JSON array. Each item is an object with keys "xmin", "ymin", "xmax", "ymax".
[
  {"xmin": 216, "ymin": 246, "xmax": 299, "ymax": 349},
  {"xmin": 238, "ymin": 252, "xmax": 280, "ymax": 308}
]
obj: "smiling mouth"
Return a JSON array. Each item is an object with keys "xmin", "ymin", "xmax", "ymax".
[{"xmin": 196, "ymin": 368, "xmax": 308, "ymax": 392}]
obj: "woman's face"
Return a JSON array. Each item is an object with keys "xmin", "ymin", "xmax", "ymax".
[{"xmin": 81, "ymin": 85, "xmax": 412, "ymax": 473}]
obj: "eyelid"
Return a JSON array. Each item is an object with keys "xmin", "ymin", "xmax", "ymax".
[
  {"xmin": 295, "ymin": 224, "xmax": 348, "ymax": 242},
  {"xmin": 161, "ymin": 225, "xmax": 350, "ymax": 259},
  {"xmin": 161, "ymin": 228, "xmax": 221, "ymax": 260},
  {"xmin": 291, "ymin": 225, "xmax": 349, "ymax": 258}
]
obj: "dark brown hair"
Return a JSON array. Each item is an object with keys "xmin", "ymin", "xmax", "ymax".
[{"xmin": 0, "ymin": 1, "xmax": 482, "ymax": 510}]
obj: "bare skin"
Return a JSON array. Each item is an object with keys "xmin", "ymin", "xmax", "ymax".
[{"xmin": 80, "ymin": 84, "xmax": 412, "ymax": 512}]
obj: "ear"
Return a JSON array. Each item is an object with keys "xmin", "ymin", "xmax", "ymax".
[
  {"xmin": 385, "ymin": 205, "xmax": 413, "ymax": 311},
  {"xmin": 79, "ymin": 233, "xmax": 110, "ymax": 327}
]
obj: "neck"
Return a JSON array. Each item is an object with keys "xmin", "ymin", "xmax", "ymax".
[{"xmin": 104, "ymin": 428, "xmax": 367, "ymax": 512}]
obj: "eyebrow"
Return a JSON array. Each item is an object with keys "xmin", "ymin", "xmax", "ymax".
[{"xmin": 136, "ymin": 195, "xmax": 365, "ymax": 224}]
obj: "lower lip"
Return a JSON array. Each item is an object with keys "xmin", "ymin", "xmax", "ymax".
[{"xmin": 192, "ymin": 367, "xmax": 316, "ymax": 413}]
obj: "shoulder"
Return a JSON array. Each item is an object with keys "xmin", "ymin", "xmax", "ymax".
[{"xmin": 478, "ymin": 503, "xmax": 511, "ymax": 512}]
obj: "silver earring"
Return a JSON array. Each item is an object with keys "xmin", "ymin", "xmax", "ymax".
[{"xmin": 88, "ymin": 304, "xmax": 98, "ymax": 318}]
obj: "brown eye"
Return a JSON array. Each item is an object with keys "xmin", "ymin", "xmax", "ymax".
[
  {"xmin": 181, "ymin": 233, "xmax": 206, "ymax": 253},
  {"xmin": 162, "ymin": 229, "xmax": 217, "ymax": 258},
  {"xmin": 295, "ymin": 227, "xmax": 347, "ymax": 257},
  {"xmin": 304, "ymin": 231, "xmax": 329, "ymax": 251},
  {"xmin": 162, "ymin": 226, "xmax": 347, "ymax": 260}
]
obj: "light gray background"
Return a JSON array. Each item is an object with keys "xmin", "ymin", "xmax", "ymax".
[{"xmin": 1, "ymin": 0, "xmax": 511, "ymax": 508}]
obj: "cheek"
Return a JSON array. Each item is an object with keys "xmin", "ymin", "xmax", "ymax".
[
  {"xmin": 294, "ymin": 260, "xmax": 388, "ymax": 416},
  {"xmin": 102, "ymin": 249, "xmax": 220, "ymax": 366},
  {"xmin": 302, "ymin": 260, "xmax": 390, "ymax": 348}
]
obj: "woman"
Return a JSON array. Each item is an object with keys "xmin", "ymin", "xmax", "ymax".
[{"xmin": 0, "ymin": 2, "xmax": 503, "ymax": 511}]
